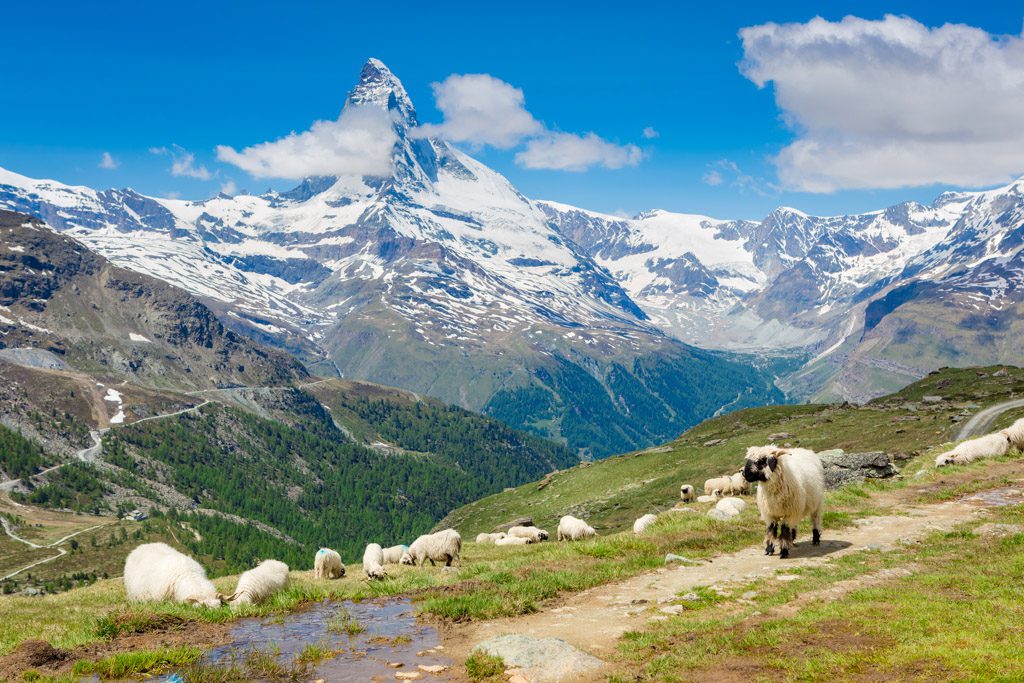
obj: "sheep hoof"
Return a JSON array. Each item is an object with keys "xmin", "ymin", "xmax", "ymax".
[
  {"xmin": 765, "ymin": 543, "xmax": 775, "ymax": 556},
  {"xmin": 812, "ymin": 529, "xmax": 821, "ymax": 545},
  {"xmin": 779, "ymin": 548, "xmax": 789, "ymax": 559}
]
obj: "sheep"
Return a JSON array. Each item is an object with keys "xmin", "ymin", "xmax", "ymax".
[
  {"xmin": 704, "ymin": 476, "xmax": 732, "ymax": 496},
  {"xmin": 696, "ymin": 492, "xmax": 721, "ymax": 504},
  {"xmin": 408, "ymin": 529, "xmax": 462, "ymax": 567},
  {"xmin": 382, "ymin": 544, "xmax": 413, "ymax": 565},
  {"xmin": 743, "ymin": 445, "xmax": 825, "ymax": 559},
  {"xmin": 227, "ymin": 559, "xmax": 289, "ymax": 607},
  {"xmin": 508, "ymin": 526, "xmax": 549, "ymax": 543},
  {"xmin": 494, "ymin": 535, "xmax": 531, "ymax": 546},
  {"xmin": 680, "ymin": 484, "xmax": 695, "ymax": 502},
  {"xmin": 729, "ymin": 472, "xmax": 750, "ymax": 495},
  {"xmin": 475, "ymin": 532, "xmax": 507, "ymax": 544},
  {"xmin": 1003, "ymin": 418, "xmax": 1024, "ymax": 451},
  {"xmin": 935, "ymin": 432, "xmax": 1011, "ymax": 467},
  {"xmin": 557, "ymin": 515, "xmax": 597, "ymax": 541},
  {"xmin": 313, "ymin": 548, "xmax": 345, "ymax": 579},
  {"xmin": 362, "ymin": 543, "xmax": 387, "ymax": 580},
  {"xmin": 716, "ymin": 497, "xmax": 747, "ymax": 515},
  {"xmin": 123, "ymin": 543, "xmax": 222, "ymax": 608},
  {"xmin": 632, "ymin": 513, "xmax": 658, "ymax": 534}
]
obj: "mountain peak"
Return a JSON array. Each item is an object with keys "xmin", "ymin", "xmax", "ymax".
[{"xmin": 347, "ymin": 57, "xmax": 417, "ymax": 126}]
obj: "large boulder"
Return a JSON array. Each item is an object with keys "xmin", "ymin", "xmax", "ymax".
[
  {"xmin": 473, "ymin": 634, "xmax": 603, "ymax": 682},
  {"xmin": 818, "ymin": 449, "xmax": 898, "ymax": 489},
  {"xmin": 494, "ymin": 517, "xmax": 533, "ymax": 532}
]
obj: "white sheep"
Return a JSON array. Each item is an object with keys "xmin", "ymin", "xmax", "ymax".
[
  {"xmin": 227, "ymin": 559, "xmax": 289, "ymax": 607},
  {"xmin": 1003, "ymin": 417, "xmax": 1024, "ymax": 451},
  {"xmin": 494, "ymin": 535, "xmax": 531, "ymax": 546},
  {"xmin": 743, "ymin": 445, "xmax": 825, "ymax": 559},
  {"xmin": 362, "ymin": 543, "xmax": 387, "ymax": 580},
  {"xmin": 704, "ymin": 476, "xmax": 732, "ymax": 496},
  {"xmin": 716, "ymin": 497, "xmax": 747, "ymax": 515},
  {"xmin": 729, "ymin": 472, "xmax": 750, "ymax": 495},
  {"xmin": 696, "ymin": 493, "xmax": 721, "ymax": 504},
  {"xmin": 508, "ymin": 526, "xmax": 549, "ymax": 543},
  {"xmin": 313, "ymin": 548, "xmax": 345, "ymax": 579},
  {"xmin": 935, "ymin": 432, "xmax": 1011, "ymax": 467},
  {"xmin": 475, "ymin": 532, "xmax": 507, "ymax": 544},
  {"xmin": 679, "ymin": 484, "xmax": 695, "ymax": 502},
  {"xmin": 123, "ymin": 543, "xmax": 222, "ymax": 608},
  {"xmin": 408, "ymin": 529, "xmax": 462, "ymax": 568},
  {"xmin": 382, "ymin": 544, "xmax": 413, "ymax": 565},
  {"xmin": 557, "ymin": 515, "xmax": 597, "ymax": 541},
  {"xmin": 632, "ymin": 513, "xmax": 658, "ymax": 534}
]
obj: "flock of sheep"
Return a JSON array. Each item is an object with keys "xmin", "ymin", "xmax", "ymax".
[{"xmin": 122, "ymin": 417, "xmax": 1024, "ymax": 609}]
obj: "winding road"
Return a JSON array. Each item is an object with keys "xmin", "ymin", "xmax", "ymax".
[
  {"xmin": 0, "ymin": 517, "xmax": 114, "ymax": 580},
  {"xmin": 956, "ymin": 398, "xmax": 1024, "ymax": 441}
]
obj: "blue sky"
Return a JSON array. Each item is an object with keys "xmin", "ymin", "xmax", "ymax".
[{"xmin": 2, "ymin": 1, "xmax": 1023, "ymax": 219}]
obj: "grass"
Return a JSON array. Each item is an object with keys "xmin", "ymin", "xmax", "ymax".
[
  {"xmin": 178, "ymin": 648, "xmax": 313, "ymax": 683},
  {"xmin": 465, "ymin": 651, "xmax": 505, "ymax": 680},
  {"xmin": 326, "ymin": 608, "xmax": 365, "ymax": 636},
  {"xmin": 70, "ymin": 645, "xmax": 201, "ymax": 678}
]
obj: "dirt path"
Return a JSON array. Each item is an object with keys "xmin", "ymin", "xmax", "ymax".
[
  {"xmin": 956, "ymin": 397, "xmax": 1024, "ymax": 440},
  {"xmin": 0, "ymin": 517, "xmax": 115, "ymax": 580},
  {"xmin": 444, "ymin": 491, "xmax": 1005, "ymax": 679}
]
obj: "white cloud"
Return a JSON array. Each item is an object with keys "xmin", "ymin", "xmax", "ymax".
[
  {"xmin": 220, "ymin": 180, "xmax": 237, "ymax": 196},
  {"xmin": 98, "ymin": 152, "xmax": 119, "ymax": 170},
  {"xmin": 702, "ymin": 159, "xmax": 778, "ymax": 195},
  {"xmin": 162, "ymin": 191, "xmax": 181, "ymax": 200},
  {"xmin": 702, "ymin": 169, "xmax": 723, "ymax": 186},
  {"xmin": 415, "ymin": 74, "xmax": 543, "ymax": 148},
  {"xmin": 515, "ymin": 133, "xmax": 643, "ymax": 172},
  {"xmin": 216, "ymin": 105, "xmax": 397, "ymax": 180},
  {"xmin": 642, "ymin": 127, "xmax": 659, "ymax": 139},
  {"xmin": 740, "ymin": 15, "xmax": 1024, "ymax": 192},
  {"xmin": 150, "ymin": 145, "xmax": 212, "ymax": 180}
]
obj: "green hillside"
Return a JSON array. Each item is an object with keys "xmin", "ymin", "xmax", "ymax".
[{"xmin": 442, "ymin": 365, "xmax": 1024, "ymax": 535}]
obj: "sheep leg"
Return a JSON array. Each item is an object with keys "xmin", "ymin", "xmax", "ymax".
[
  {"xmin": 779, "ymin": 524, "xmax": 791, "ymax": 559},
  {"xmin": 765, "ymin": 522, "xmax": 778, "ymax": 555},
  {"xmin": 790, "ymin": 526, "xmax": 798, "ymax": 542},
  {"xmin": 812, "ymin": 505, "xmax": 824, "ymax": 546}
]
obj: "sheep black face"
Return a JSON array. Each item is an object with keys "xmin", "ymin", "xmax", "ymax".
[{"xmin": 743, "ymin": 446, "xmax": 781, "ymax": 483}]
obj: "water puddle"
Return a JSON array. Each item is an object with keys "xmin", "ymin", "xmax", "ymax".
[
  {"xmin": 204, "ymin": 598, "xmax": 454, "ymax": 681},
  {"xmin": 963, "ymin": 487, "xmax": 1024, "ymax": 507}
]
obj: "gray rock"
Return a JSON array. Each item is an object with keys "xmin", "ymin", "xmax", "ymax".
[
  {"xmin": 473, "ymin": 634, "xmax": 603, "ymax": 683},
  {"xmin": 820, "ymin": 450, "xmax": 898, "ymax": 489},
  {"xmin": 922, "ymin": 395, "xmax": 944, "ymax": 403},
  {"xmin": 664, "ymin": 554, "xmax": 703, "ymax": 566},
  {"xmin": 706, "ymin": 507, "xmax": 738, "ymax": 521},
  {"xmin": 680, "ymin": 592, "xmax": 701, "ymax": 601},
  {"xmin": 494, "ymin": 517, "xmax": 533, "ymax": 532}
]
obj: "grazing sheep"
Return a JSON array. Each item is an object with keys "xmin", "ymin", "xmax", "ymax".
[
  {"xmin": 729, "ymin": 472, "xmax": 751, "ymax": 495},
  {"xmin": 1003, "ymin": 418, "xmax": 1024, "ymax": 451},
  {"xmin": 508, "ymin": 526, "xmax": 549, "ymax": 543},
  {"xmin": 313, "ymin": 548, "xmax": 345, "ymax": 579},
  {"xmin": 633, "ymin": 513, "xmax": 658, "ymax": 534},
  {"xmin": 475, "ymin": 532, "xmax": 507, "ymax": 544},
  {"xmin": 408, "ymin": 529, "xmax": 462, "ymax": 567},
  {"xmin": 123, "ymin": 543, "xmax": 222, "ymax": 608},
  {"xmin": 743, "ymin": 445, "xmax": 825, "ymax": 559},
  {"xmin": 935, "ymin": 432, "xmax": 1011, "ymax": 467},
  {"xmin": 704, "ymin": 476, "xmax": 732, "ymax": 496},
  {"xmin": 557, "ymin": 515, "xmax": 597, "ymax": 541},
  {"xmin": 696, "ymin": 492, "xmax": 721, "ymax": 504},
  {"xmin": 382, "ymin": 544, "xmax": 413, "ymax": 565},
  {"xmin": 362, "ymin": 543, "xmax": 387, "ymax": 580},
  {"xmin": 679, "ymin": 484, "xmax": 695, "ymax": 502},
  {"xmin": 227, "ymin": 560, "xmax": 289, "ymax": 607},
  {"xmin": 494, "ymin": 535, "xmax": 531, "ymax": 546}
]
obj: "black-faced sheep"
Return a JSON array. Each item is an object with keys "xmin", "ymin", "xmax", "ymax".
[
  {"xmin": 409, "ymin": 529, "xmax": 462, "ymax": 567},
  {"xmin": 743, "ymin": 445, "xmax": 825, "ymax": 559},
  {"xmin": 313, "ymin": 548, "xmax": 345, "ymax": 579},
  {"xmin": 935, "ymin": 432, "xmax": 1011, "ymax": 467},
  {"xmin": 227, "ymin": 559, "xmax": 289, "ymax": 606},
  {"xmin": 1003, "ymin": 418, "xmax": 1024, "ymax": 451},
  {"xmin": 382, "ymin": 544, "xmax": 413, "ymax": 565},
  {"xmin": 475, "ymin": 532, "xmax": 507, "ymax": 544},
  {"xmin": 494, "ymin": 535, "xmax": 531, "ymax": 546},
  {"xmin": 508, "ymin": 526, "xmax": 549, "ymax": 543},
  {"xmin": 704, "ymin": 476, "xmax": 732, "ymax": 496},
  {"xmin": 679, "ymin": 484, "xmax": 695, "ymax": 502},
  {"xmin": 363, "ymin": 543, "xmax": 387, "ymax": 579},
  {"xmin": 633, "ymin": 513, "xmax": 658, "ymax": 534},
  {"xmin": 123, "ymin": 543, "xmax": 222, "ymax": 608}
]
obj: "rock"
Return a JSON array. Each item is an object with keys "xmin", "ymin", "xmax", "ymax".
[
  {"xmin": 768, "ymin": 432, "xmax": 792, "ymax": 440},
  {"xmin": 417, "ymin": 664, "xmax": 447, "ymax": 674},
  {"xmin": 681, "ymin": 592, "xmax": 701, "ymax": 601},
  {"xmin": 494, "ymin": 517, "xmax": 533, "ymax": 532},
  {"xmin": 703, "ymin": 438, "xmax": 725, "ymax": 447},
  {"xmin": 473, "ymin": 634, "xmax": 604, "ymax": 683},
  {"xmin": 716, "ymin": 497, "xmax": 746, "ymax": 514},
  {"xmin": 665, "ymin": 553, "xmax": 701, "ymax": 565},
  {"xmin": 508, "ymin": 673, "xmax": 530, "ymax": 683},
  {"xmin": 819, "ymin": 450, "xmax": 898, "ymax": 489},
  {"xmin": 776, "ymin": 574, "xmax": 800, "ymax": 582},
  {"xmin": 707, "ymin": 507, "xmax": 738, "ymax": 521},
  {"xmin": 395, "ymin": 673, "xmax": 422, "ymax": 681},
  {"xmin": 975, "ymin": 523, "xmax": 1024, "ymax": 537},
  {"xmin": 696, "ymin": 494, "xmax": 719, "ymax": 504},
  {"xmin": 387, "ymin": 662, "xmax": 404, "ymax": 668},
  {"xmin": 994, "ymin": 369, "xmax": 1009, "ymax": 377},
  {"xmin": 659, "ymin": 604, "xmax": 684, "ymax": 615},
  {"xmin": 741, "ymin": 591, "xmax": 757, "ymax": 600},
  {"xmin": 441, "ymin": 566, "xmax": 456, "ymax": 575},
  {"xmin": 922, "ymin": 395, "xmax": 944, "ymax": 403}
]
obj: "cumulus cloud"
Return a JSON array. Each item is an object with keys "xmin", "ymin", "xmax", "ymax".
[
  {"xmin": 220, "ymin": 180, "xmax": 238, "ymax": 196},
  {"xmin": 740, "ymin": 15, "xmax": 1024, "ymax": 192},
  {"xmin": 702, "ymin": 159, "xmax": 777, "ymax": 195},
  {"xmin": 642, "ymin": 127, "xmax": 659, "ymax": 139},
  {"xmin": 98, "ymin": 152, "xmax": 119, "ymax": 170},
  {"xmin": 414, "ymin": 74, "xmax": 543, "ymax": 148},
  {"xmin": 216, "ymin": 105, "xmax": 397, "ymax": 180},
  {"xmin": 515, "ymin": 133, "xmax": 643, "ymax": 172},
  {"xmin": 150, "ymin": 145, "xmax": 212, "ymax": 180}
]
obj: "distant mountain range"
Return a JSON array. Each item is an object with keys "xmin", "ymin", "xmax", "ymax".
[{"xmin": 3, "ymin": 58, "xmax": 1022, "ymax": 453}]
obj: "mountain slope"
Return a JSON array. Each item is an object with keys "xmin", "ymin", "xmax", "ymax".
[{"xmin": 0, "ymin": 61, "xmax": 782, "ymax": 457}]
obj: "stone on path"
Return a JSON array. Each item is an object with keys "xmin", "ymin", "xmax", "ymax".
[{"xmin": 473, "ymin": 634, "xmax": 603, "ymax": 683}]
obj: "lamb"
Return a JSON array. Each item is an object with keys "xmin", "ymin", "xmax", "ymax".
[
  {"xmin": 1003, "ymin": 417, "xmax": 1024, "ymax": 451},
  {"xmin": 557, "ymin": 515, "xmax": 597, "ymax": 541},
  {"xmin": 632, "ymin": 513, "xmax": 658, "ymax": 534},
  {"xmin": 935, "ymin": 432, "xmax": 1011, "ymax": 467},
  {"xmin": 508, "ymin": 526, "xmax": 549, "ymax": 543},
  {"xmin": 408, "ymin": 529, "xmax": 462, "ymax": 567},
  {"xmin": 494, "ymin": 535, "xmax": 531, "ymax": 546},
  {"xmin": 313, "ymin": 548, "xmax": 345, "ymax": 579},
  {"xmin": 227, "ymin": 559, "xmax": 289, "ymax": 607},
  {"xmin": 123, "ymin": 543, "xmax": 222, "ymax": 608},
  {"xmin": 704, "ymin": 476, "xmax": 732, "ymax": 496},
  {"xmin": 679, "ymin": 484, "xmax": 695, "ymax": 502},
  {"xmin": 362, "ymin": 543, "xmax": 387, "ymax": 580},
  {"xmin": 382, "ymin": 544, "xmax": 413, "ymax": 565},
  {"xmin": 475, "ymin": 532, "xmax": 507, "ymax": 544},
  {"xmin": 743, "ymin": 445, "xmax": 825, "ymax": 559}
]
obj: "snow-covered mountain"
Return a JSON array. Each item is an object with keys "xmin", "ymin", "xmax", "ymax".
[{"xmin": 0, "ymin": 59, "xmax": 781, "ymax": 457}]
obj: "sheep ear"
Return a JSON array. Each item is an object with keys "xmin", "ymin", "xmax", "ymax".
[
  {"xmin": 767, "ymin": 455, "xmax": 778, "ymax": 471},
  {"xmin": 218, "ymin": 592, "xmax": 237, "ymax": 603}
]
